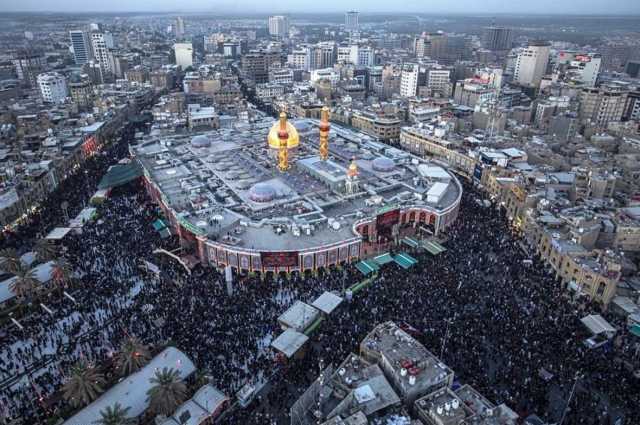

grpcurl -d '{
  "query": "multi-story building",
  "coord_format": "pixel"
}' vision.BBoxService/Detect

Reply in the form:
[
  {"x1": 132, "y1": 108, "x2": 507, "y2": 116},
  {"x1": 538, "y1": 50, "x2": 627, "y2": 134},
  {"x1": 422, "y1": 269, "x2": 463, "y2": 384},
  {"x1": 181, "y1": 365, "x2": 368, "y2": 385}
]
[
  {"x1": 288, "y1": 47, "x2": 311, "y2": 71},
  {"x1": 69, "y1": 30, "x2": 92, "y2": 65},
  {"x1": 37, "y1": 72, "x2": 68, "y2": 103},
  {"x1": 174, "y1": 43, "x2": 193, "y2": 69},
  {"x1": 11, "y1": 50, "x2": 46, "y2": 87},
  {"x1": 91, "y1": 32, "x2": 114, "y2": 74},
  {"x1": 268, "y1": 15, "x2": 289, "y2": 39},
  {"x1": 351, "y1": 111, "x2": 402, "y2": 142},
  {"x1": 349, "y1": 45, "x2": 375, "y2": 67},
  {"x1": 579, "y1": 84, "x2": 629, "y2": 128},
  {"x1": 174, "y1": 17, "x2": 185, "y2": 38},
  {"x1": 187, "y1": 104, "x2": 218, "y2": 130},
  {"x1": 241, "y1": 50, "x2": 280, "y2": 84},
  {"x1": 345, "y1": 10, "x2": 359, "y2": 32},
  {"x1": 255, "y1": 83, "x2": 285, "y2": 100},
  {"x1": 400, "y1": 127, "x2": 477, "y2": 175},
  {"x1": 556, "y1": 51, "x2": 602, "y2": 87},
  {"x1": 400, "y1": 64, "x2": 420, "y2": 98},
  {"x1": 269, "y1": 67, "x2": 293, "y2": 84},
  {"x1": 68, "y1": 73, "x2": 94, "y2": 111},
  {"x1": 453, "y1": 79, "x2": 496, "y2": 108},
  {"x1": 514, "y1": 41, "x2": 551, "y2": 88},
  {"x1": 150, "y1": 69, "x2": 176, "y2": 92},
  {"x1": 482, "y1": 26, "x2": 513, "y2": 51}
]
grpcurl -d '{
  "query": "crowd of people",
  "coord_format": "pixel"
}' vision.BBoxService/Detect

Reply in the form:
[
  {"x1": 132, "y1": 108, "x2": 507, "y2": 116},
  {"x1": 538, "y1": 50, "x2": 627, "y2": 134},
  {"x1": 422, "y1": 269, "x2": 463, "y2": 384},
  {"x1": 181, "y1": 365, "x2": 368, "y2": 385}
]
[{"x1": 0, "y1": 120, "x2": 638, "y2": 424}]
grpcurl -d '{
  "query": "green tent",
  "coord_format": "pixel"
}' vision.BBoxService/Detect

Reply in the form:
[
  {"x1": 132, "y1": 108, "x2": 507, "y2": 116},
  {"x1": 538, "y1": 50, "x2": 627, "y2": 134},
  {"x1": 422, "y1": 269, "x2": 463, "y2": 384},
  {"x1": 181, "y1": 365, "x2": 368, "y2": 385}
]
[
  {"x1": 373, "y1": 253, "x2": 394, "y2": 266},
  {"x1": 393, "y1": 252, "x2": 418, "y2": 269},
  {"x1": 401, "y1": 237, "x2": 420, "y2": 248},
  {"x1": 356, "y1": 260, "x2": 379, "y2": 275},
  {"x1": 98, "y1": 162, "x2": 143, "y2": 190},
  {"x1": 422, "y1": 241, "x2": 446, "y2": 255},
  {"x1": 152, "y1": 219, "x2": 167, "y2": 231}
]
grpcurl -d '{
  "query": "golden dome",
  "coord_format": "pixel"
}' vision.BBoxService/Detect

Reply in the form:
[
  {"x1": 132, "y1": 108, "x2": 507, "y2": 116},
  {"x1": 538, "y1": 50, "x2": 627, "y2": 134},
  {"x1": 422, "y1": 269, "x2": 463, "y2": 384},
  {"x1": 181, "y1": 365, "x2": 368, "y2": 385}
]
[
  {"x1": 347, "y1": 158, "x2": 358, "y2": 177},
  {"x1": 268, "y1": 120, "x2": 300, "y2": 149}
]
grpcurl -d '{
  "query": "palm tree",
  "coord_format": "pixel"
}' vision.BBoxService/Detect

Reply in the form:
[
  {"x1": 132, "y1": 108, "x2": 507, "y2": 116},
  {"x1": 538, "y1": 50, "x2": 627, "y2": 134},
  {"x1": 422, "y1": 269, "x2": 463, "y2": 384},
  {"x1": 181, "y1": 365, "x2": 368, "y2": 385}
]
[
  {"x1": 33, "y1": 238, "x2": 57, "y2": 263},
  {"x1": 0, "y1": 247, "x2": 21, "y2": 274},
  {"x1": 146, "y1": 367, "x2": 187, "y2": 416},
  {"x1": 62, "y1": 360, "x2": 106, "y2": 408},
  {"x1": 96, "y1": 402, "x2": 133, "y2": 425},
  {"x1": 116, "y1": 337, "x2": 151, "y2": 376},
  {"x1": 51, "y1": 259, "x2": 73, "y2": 293},
  {"x1": 9, "y1": 264, "x2": 40, "y2": 301}
]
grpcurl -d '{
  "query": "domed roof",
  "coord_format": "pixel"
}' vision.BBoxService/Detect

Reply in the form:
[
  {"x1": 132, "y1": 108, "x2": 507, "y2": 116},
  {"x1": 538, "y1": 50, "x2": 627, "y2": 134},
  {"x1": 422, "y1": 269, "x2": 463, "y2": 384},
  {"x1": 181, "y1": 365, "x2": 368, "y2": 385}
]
[
  {"x1": 191, "y1": 135, "x2": 211, "y2": 148},
  {"x1": 268, "y1": 121, "x2": 299, "y2": 149},
  {"x1": 372, "y1": 157, "x2": 395, "y2": 172},
  {"x1": 248, "y1": 182, "x2": 277, "y2": 203}
]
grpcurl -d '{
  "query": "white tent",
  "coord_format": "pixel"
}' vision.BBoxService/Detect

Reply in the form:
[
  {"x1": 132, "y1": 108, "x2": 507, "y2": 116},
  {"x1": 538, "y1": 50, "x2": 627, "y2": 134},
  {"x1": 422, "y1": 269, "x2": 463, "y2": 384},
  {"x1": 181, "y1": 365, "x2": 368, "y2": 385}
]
[
  {"x1": 271, "y1": 328, "x2": 309, "y2": 358},
  {"x1": 581, "y1": 314, "x2": 616, "y2": 337},
  {"x1": 45, "y1": 227, "x2": 72, "y2": 240},
  {"x1": 312, "y1": 291, "x2": 343, "y2": 315},
  {"x1": 63, "y1": 347, "x2": 196, "y2": 425}
]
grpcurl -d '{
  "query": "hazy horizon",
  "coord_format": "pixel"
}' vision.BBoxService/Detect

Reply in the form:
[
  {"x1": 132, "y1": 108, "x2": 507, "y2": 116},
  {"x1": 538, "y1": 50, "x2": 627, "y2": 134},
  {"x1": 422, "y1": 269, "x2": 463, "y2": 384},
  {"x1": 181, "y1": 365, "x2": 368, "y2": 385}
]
[{"x1": 1, "y1": 0, "x2": 640, "y2": 15}]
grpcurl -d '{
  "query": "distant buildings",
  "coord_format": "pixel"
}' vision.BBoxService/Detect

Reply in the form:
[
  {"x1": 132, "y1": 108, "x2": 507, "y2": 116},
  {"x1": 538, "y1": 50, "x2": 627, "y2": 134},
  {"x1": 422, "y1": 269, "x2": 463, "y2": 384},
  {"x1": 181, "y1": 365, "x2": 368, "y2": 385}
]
[
  {"x1": 174, "y1": 16, "x2": 185, "y2": 38},
  {"x1": 579, "y1": 84, "x2": 629, "y2": 128},
  {"x1": 345, "y1": 11, "x2": 359, "y2": 32},
  {"x1": 482, "y1": 26, "x2": 513, "y2": 51},
  {"x1": 91, "y1": 32, "x2": 114, "y2": 74},
  {"x1": 514, "y1": 41, "x2": 551, "y2": 88},
  {"x1": 69, "y1": 30, "x2": 92, "y2": 65},
  {"x1": 37, "y1": 72, "x2": 68, "y2": 104},
  {"x1": 268, "y1": 15, "x2": 289, "y2": 39},
  {"x1": 174, "y1": 43, "x2": 193, "y2": 69}
]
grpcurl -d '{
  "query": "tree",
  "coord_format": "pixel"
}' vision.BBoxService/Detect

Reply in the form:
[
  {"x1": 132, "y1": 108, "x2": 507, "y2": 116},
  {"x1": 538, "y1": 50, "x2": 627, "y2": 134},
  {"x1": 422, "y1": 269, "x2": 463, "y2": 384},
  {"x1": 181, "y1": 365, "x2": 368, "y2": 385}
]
[
  {"x1": 33, "y1": 239, "x2": 57, "y2": 263},
  {"x1": 96, "y1": 402, "x2": 133, "y2": 425},
  {"x1": 62, "y1": 360, "x2": 105, "y2": 408},
  {"x1": 9, "y1": 264, "x2": 40, "y2": 301},
  {"x1": 0, "y1": 247, "x2": 21, "y2": 274},
  {"x1": 51, "y1": 259, "x2": 73, "y2": 293},
  {"x1": 146, "y1": 368, "x2": 187, "y2": 416},
  {"x1": 116, "y1": 337, "x2": 151, "y2": 376}
]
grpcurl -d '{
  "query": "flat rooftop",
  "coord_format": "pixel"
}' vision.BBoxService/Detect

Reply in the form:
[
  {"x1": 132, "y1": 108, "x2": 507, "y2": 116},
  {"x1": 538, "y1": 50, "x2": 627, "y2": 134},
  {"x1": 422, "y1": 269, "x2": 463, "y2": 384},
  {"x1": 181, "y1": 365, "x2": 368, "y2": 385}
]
[{"x1": 133, "y1": 118, "x2": 461, "y2": 252}]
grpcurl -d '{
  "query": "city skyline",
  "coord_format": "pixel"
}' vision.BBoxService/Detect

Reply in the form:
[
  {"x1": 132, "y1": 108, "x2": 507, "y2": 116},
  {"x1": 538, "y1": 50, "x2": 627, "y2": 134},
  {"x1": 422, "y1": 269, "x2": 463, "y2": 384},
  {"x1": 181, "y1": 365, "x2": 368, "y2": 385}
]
[{"x1": 2, "y1": 0, "x2": 640, "y2": 15}]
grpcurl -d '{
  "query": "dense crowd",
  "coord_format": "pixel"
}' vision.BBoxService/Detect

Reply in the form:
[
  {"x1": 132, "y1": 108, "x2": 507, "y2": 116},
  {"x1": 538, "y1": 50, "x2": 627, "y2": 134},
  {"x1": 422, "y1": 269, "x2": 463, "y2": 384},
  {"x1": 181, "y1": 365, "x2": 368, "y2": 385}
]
[{"x1": 0, "y1": 123, "x2": 638, "y2": 424}]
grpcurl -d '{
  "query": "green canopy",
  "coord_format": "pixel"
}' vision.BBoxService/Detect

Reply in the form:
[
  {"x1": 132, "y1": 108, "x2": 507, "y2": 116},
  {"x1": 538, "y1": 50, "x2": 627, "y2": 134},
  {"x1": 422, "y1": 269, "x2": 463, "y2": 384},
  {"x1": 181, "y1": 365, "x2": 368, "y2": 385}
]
[
  {"x1": 356, "y1": 260, "x2": 379, "y2": 275},
  {"x1": 401, "y1": 237, "x2": 420, "y2": 248},
  {"x1": 422, "y1": 241, "x2": 445, "y2": 255},
  {"x1": 431, "y1": 240, "x2": 447, "y2": 252},
  {"x1": 373, "y1": 253, "x2": 394, "y2": 265},
  {"x1": 393, "y1": 252, "x2": 418, "y2": 269},
  {"x1": 631, "y1": 325, "x2": 640, "y2": 338},
  {"x1": 152, "y1": 219, "x2": 167, "y2": 231},
  {"x1": 98, "y1": 162, "x2": 143, "y2": 190}
]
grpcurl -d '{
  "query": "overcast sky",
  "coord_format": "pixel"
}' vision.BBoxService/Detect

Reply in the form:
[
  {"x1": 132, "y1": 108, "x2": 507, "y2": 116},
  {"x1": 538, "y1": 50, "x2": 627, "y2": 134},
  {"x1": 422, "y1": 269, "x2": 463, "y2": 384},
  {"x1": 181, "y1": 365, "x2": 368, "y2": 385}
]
[{"x1": 1, "y1": 0, "x2": 640, "y2": 14}]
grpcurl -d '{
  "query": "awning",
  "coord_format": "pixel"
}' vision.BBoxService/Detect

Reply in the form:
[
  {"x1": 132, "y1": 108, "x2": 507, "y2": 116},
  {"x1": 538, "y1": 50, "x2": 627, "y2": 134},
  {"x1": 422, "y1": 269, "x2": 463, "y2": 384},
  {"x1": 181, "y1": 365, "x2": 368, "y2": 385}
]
[
  {"x1": 373, "y1": 253, "x2": 394, "y2": 266},
  {"x1": 98, "y1": 162, "x2": 143, "y2": 190},
  {"x1": 630, "y1": 325, "x2": 640, "y2": 338},
  {"x1": 401, "y1": 237, "x2": 420, "y2": 248},
  {"x1": 271, "y1": 329, "x2": 309, "y2": 358},
  {"x1": 153, "y1": 219, "x2": 168, "y2": 231},
  {"x1": 581, "y1": 314, "x2": 616, "y2": 336},
  {"x1": 431, "y1": 241, "x2": 447, "y2": 252},
  {"x1": 422, "y1": 240, "x2": 445, "y2": 256},
  {"x1": 356, "y1": 260, "x2": 379, "y2": 276},
  {"x1": 393, "y1": 252, "x2": 417, "y2": 269}
]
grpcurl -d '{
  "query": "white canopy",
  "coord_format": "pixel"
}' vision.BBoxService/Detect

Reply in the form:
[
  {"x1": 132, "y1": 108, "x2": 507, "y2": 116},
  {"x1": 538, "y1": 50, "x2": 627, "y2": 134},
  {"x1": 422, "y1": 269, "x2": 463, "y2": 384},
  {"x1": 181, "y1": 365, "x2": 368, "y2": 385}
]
[
  {"x1": 312, "y1": 291, "x2": 343, "y2": 315},
  {"x1": 63, "y1": 347, "x2": 196, "y2": 425},
  {"x1": 45, "y1": 227, "x2": 72, "y2": 240},
  {"x1": 271, "y1": 328, "x2": 309, "y2": 358},
  {"x1": 581, "y1": 314, "x2": 616, "y2": 337}
]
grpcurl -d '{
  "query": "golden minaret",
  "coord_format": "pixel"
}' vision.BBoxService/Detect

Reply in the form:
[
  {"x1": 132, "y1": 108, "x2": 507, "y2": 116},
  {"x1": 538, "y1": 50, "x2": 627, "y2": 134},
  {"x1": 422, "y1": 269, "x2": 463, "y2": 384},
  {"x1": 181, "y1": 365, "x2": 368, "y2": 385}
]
[
  {"x1": 277, "y1": 111, "x2": 290, "y2": 172},
  {"x1": 319, "y1": 106, "x2": 330, "y2": 161}
]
